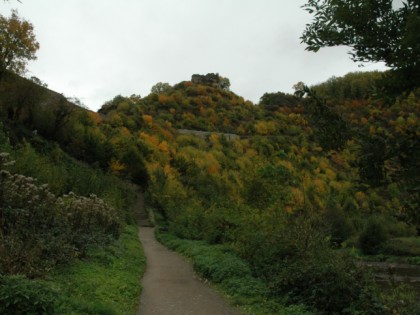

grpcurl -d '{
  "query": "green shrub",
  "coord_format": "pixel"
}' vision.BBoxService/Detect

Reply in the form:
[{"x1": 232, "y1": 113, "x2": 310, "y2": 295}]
[
  {"x1": 322, "y1": 207, "x2": 353, "y2": 246},
  {"x1": 48, "y1": 225, "x2": 145, "y2": 315},
  {"x1": 193, "y1": 251, "x2": 251, "y2": 283},
  {"x1": 0, "y1": 275, "x2": 57, "y2": 315},
  {"x1": 383, "y1": 237, "x2": 420, "y2": 256},
  {"x1": 359, "y1": 218, "x2": 388, "y2": 255},
  {"x1": 0, "y1": 124, "x2": 134, "y2": 219},
  {"x1": 0, "y1": 152, "x2": 121, "y2": 276},
  {"x1": 220, "y1": 276, "x2": 268, "y2": 300},
  {"x1": 270, "y1": 253, "x2": 384, "y2": 314},
  {"x1": 381, "y1": 282, "x2": 420, "y2": 315},
  {"x1": 57, "y1": 192, "x2": 121, "y2": 256}
]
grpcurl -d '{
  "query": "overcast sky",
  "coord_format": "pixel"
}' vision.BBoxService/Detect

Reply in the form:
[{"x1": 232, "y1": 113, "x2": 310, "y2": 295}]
[{"x1": 1, "y1": 0, "x2": 388, "y2": 111}]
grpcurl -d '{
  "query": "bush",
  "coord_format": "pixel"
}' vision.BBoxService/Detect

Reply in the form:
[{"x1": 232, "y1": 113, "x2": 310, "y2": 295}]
[
  {"x1": 0, "y1": 152, "x2": 121, "y2": 276},
  {"x1": 383, "y1": 237, "x2": 420, "y2": 256},
  {"x1": 322, "y1": 207, "x2": 353, "y2": 246},
  {"x1": 192, "y1": 251, "x2": 252, "y2": 284},
  {"x1": 233, "y1": 214, "x2": 385, "y2": 314},
  {"x1": 359, "y1": 218, "x2": 388, "y2": 255},
  {"x1": 0, "y1": 123, "x2": 134, "y2": 216},
  {"x1": 57, "y1": 192, "x2": 121, "y2": 256},
  {"x1": 271, "y1": 252, "x2": 384, "y2": 314},
  {"x1": 0, "y1": 275, "x2": 57, "y2": 315}
]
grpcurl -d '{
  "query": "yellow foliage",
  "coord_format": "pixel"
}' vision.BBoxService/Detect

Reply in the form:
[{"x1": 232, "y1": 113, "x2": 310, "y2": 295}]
[
  {"x1": 245, "y1": 148, "x2": 258, "y2": 158},
  {"x1": 290, "y1": 145, "x2": 299, "y2": 154},
  {"x1": 277, "y1": 160, "x2": 294, "y2": 172},
  {"x1": 318, "y1": 159, "x2": 329, "y2": 171},
  {"x1": 407, "y1": 114, "x2": 417, "y2": 126},
  {"x1": 223, "y1": 117, "x2": 230, "y2": 128},
  {"x1": 209, "y1": 134, "x2": 220, "y2": 145},
  {"x1": 108, "y1": 158, "x2": 125, "y2": 175},
  {"x1": 236, "y1": 125, "x2": 246, "y2": 134},
  {"x1": 331, "y1": 152, "x2": 346, "y2": 168},
  {"x1": 302, "y1": 172, "x2": 312, "y2": 190},
  {"x1": 147, "y1": 162, "x2": 161, "y2": 176},
  {"x1": 193, "y1": 153, "x2": 220, "y2": 175},
  {"x1": 236, "y1": 156, "x2": 253, "y2": 170},
  {"x1": 142, "y1": 114, "x2": 153, "y2": 126},
  {"x1": 329, "y1": 181, "x2": 342, "y2": 191},
  {"x1": 232, "y1": 140, "x2": 244, "y2": 154},
  {"x1": 199, "y1": 106, "x2": 207, "y2": 116},
  {"x1": 207, "y1": 163, "x2": 220, "y2": 174},
  {"x1": 120, "y1": 127, "x2": 131, "y2": 137},
  {"x1": 89, "y1": 112, "x2": 101, "y2": 125},
  {"x1": 182, "y1": 112, "x2": 195, "y2": 121},
  {"x1": 291, "y1": 187, "x2": 305, "y2": 207},
  {"x1": 197, "y1": 86, "x2": 207, "y2": 95},
  {"x1": 312, "y1": 179, "x2": 327, "y2": 195},
  {"x1": 158, "y1": 140, "x2": 170, "y2": 155},
  {"x1": 109, "y1": 112, "x2": 123, "y2": 126},
  {"x1": 355, "y1": 191, "x2": 366, "y2": 202},
  {"x1": 159, "y1": 127, "x2": 175, "y2": 141},
  {"x1": 158, "y1": 94, "x2": 169, "y2": 104},
  {"x1": 209, "y1": 113, "x2": 219, "y2": 124},
  {"x1": 140, "y1": 132, "x2": 160, "y2": 147},
  {"x1": 163, "y1": 164, "x2": 172, "y2": 176},
  {"x1": 325, "y1": 168, "x2": 336, "y2": 180},
  {"x1": 254, "y1": 120, "x2": 277, "y2": 135}
]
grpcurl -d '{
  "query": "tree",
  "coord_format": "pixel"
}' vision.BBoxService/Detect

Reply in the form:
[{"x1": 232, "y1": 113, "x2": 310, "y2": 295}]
[
  {"x1": 294, "y1": 82, "x2": 351, "y2": 151},
  {"x1": 301, "y1": 1, "x2": 419, "y2": 87},
  {"x1": 219, "y1": 76, "x2": 230, "y2": 91},
  {"x1": 150, "y1": 82, "x2": 172, "y2": 94},
  {"x1": 259, "y1": 91, "x2": 299, "y2": 111},
  {"x1": 0, "y1": 10, "x2": 39, "y2": 74}
]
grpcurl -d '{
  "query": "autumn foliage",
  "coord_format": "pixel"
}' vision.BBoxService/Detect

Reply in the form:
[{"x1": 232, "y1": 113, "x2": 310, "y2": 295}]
[
  {"x1": 1, "y1": 69, "x2": 419, "y2": 313},
  {"x1": 0, "y1": 10, "x2": 39, "y2": 74}
]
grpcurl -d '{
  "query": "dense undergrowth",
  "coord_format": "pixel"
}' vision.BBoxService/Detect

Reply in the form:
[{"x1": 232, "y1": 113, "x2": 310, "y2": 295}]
[
  {"x1": 156, "y1": 229, "x2": 312, "y2": 315},
  {"x1": 0, "y1": 124, "x2": 144, "y2": 314},
  {"x1": 0, "y1": 225, "x2": 144, "y2": 314},
  {"x1": 156, "y1": 229, "x2": 419, "y2": 315}
]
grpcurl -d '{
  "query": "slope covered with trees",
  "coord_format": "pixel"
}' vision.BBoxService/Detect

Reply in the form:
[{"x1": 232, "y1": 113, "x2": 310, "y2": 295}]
[
  {"x1": 1, "y1": 67, "x2": 419, "y2": 314},
  {"x1": 95, "y1": 71, "x2": 419, "y2": 314}
]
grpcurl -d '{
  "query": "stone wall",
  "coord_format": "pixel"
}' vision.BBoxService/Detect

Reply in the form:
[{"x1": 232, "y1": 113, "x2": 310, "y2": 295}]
[
  {"x1": 191, "y1": 73, "x2": 221, "y2": 88},
  {"x1": 177, "y1": 129, "x2": 239, "y2": 141}
]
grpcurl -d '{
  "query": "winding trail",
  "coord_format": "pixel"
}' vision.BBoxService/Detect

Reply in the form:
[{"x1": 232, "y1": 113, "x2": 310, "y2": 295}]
[{"x1": 136, "y1": 192, "x2": 242, "y2": 315}]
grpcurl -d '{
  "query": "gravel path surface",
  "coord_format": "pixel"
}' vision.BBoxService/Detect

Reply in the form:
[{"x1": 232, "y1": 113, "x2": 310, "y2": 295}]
[{"x1": 136, "y1": 192, "x2": 242, "y2": 315}]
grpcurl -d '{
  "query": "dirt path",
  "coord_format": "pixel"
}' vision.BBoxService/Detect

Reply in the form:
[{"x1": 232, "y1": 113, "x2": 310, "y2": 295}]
[{"x1": 135, "y1": 192, "x2": 242, "y2": 315}]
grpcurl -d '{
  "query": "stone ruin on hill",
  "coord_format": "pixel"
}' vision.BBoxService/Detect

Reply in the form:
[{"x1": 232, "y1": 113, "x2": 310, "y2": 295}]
[
  {"x1": 191, "y1": 73, "x2": 230, "y2": 90},
  {"x1": 191, "y1": 73, "x2": 221, "y2": 87}
]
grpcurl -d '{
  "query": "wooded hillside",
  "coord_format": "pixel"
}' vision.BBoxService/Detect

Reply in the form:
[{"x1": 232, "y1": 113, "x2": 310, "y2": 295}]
[{"x1": 1, "y1": 69, "x2": 419, "y2": 314}]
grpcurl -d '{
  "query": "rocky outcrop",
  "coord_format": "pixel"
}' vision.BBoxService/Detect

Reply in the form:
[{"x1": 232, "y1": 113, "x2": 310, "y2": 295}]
[{"x1": 191, "y1": 73, "x2": 221, "y2": 88}]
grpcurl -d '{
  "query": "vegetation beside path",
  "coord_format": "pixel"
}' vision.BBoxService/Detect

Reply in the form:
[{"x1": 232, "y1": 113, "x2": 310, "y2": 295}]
[
  {"x1": 50, "y1": 225, "x2": 145, "y2": 314},
  {"x1": 155, "y1": 229, "x2": 312, "y2": 315},
  {"x1": 0, "y1": 126, "x2": 146, "y2": 314}
]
